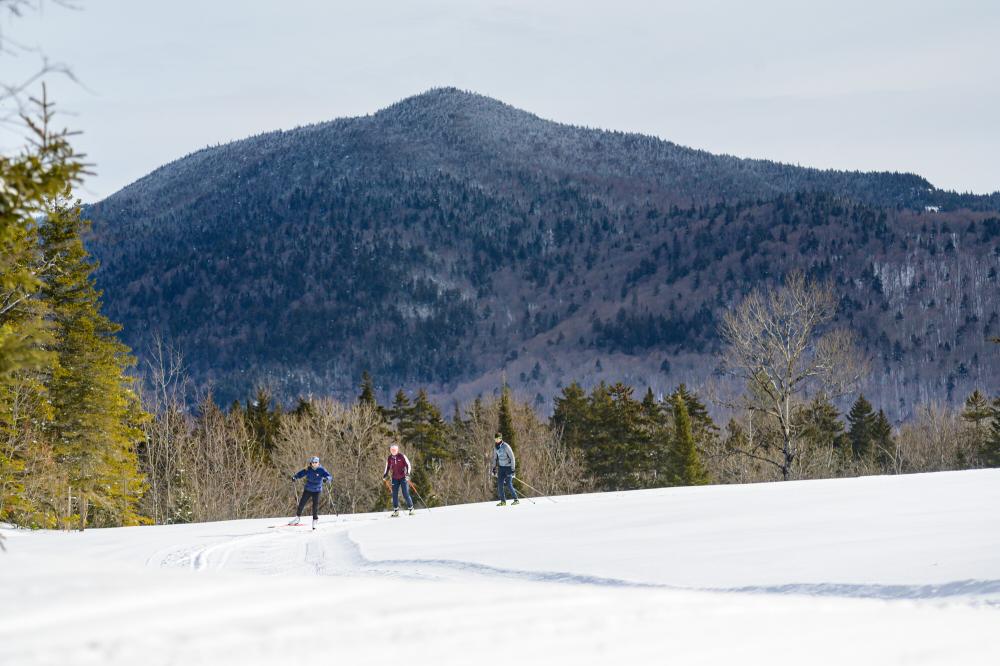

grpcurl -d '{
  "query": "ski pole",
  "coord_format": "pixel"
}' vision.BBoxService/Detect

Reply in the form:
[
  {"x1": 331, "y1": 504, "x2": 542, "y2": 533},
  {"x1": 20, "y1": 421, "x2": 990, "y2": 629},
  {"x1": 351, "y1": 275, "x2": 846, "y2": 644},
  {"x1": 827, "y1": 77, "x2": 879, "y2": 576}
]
[
  {"x1": 507, "y1": 473, "x2": 536, "y2": 504},
  {"x1": 326, "y1": 484, "x2": 339, "y2": 519},
  {"x1": 515, "y1": 476, "x2": 558, "y2": 504},
  {"x1": 407, "y1": 480, "x2": 432, "y2": 513}
]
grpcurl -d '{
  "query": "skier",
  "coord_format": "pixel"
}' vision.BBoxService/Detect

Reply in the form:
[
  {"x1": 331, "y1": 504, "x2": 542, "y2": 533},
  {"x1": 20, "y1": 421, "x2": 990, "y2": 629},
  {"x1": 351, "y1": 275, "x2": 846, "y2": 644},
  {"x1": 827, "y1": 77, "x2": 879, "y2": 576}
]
[
  {"x1": 382, "y1": 444, "x2": 415, "y2": 517},
  {"x1": 490, "y1": 432, "x2": 519, "y2": 506},
  {"x1": 289, "y1": 456, "x2": 332, "y2": 529}
]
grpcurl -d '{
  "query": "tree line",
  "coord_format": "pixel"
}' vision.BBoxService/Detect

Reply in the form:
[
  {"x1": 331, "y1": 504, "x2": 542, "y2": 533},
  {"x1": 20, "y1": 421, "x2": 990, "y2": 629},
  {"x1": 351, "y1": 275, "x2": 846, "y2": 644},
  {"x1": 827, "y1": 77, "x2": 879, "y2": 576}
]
[{"x1": 2, "y1": 96, "x2": 999, "y2": 531}]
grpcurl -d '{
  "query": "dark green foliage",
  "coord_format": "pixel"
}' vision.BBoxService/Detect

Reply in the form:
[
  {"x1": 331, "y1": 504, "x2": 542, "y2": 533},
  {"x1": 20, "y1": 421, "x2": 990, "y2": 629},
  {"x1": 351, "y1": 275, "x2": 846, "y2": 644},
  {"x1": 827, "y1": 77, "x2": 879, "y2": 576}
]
[
  {"x1": 668, "y1": 394, "x2": 710, "y2": 486},
  {"x1": 358, "y1": 371, "x2": 377, "y2": 407},
  {"x1": 553, "y1": 381, "x2": 716, "y2": 490},
  {"x1": 962, "y1": 389, "x2": 993, "y2": 455},
  {"x1": 980, "y1": 398, "x2": 1000, "y2": 468},
  {"x1": 242, "y1": 386, "x2": 283, "y2": 460},
  {"x1": 497, "y1": 384, "x2": 515, "y2": 449},
  {"x1": 872, "y1": 410, "x2": 895, "y2": 467},
  {"x1": 796, "y1": 395, "x2": 846, "y2": 452},
  {"x1": 847, "y1": 395, "x2": 877, "y2": 459},
  {"x1": 388, "y1": 388, "x2": 450, "y2": 504},
  {"x1": 38, "y1": 200, "x2": 147, "y2": 527}
]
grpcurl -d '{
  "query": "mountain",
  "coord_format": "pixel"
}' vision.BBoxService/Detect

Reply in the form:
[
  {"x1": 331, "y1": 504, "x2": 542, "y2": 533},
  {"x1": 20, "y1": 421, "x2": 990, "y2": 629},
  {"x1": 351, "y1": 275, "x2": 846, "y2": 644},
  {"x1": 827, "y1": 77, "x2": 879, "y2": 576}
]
[{"x1": 85, "y1": 88, "x2": 1000, "y2": 415}]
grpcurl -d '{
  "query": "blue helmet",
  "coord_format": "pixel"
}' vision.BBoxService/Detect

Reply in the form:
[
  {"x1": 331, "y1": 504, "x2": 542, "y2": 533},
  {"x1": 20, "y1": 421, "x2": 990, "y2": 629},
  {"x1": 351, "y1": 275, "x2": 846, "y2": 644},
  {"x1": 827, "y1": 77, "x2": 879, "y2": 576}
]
[{"x1": 309, "y1": 456, "x2": 320, "y2": 464}]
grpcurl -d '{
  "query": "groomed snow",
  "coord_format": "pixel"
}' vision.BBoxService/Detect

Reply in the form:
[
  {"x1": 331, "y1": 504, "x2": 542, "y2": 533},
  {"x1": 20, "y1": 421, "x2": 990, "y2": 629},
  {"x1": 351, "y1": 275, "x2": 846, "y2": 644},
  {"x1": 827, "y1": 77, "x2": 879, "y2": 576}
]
[{"x1": 3, "y1": 469, "x2": 1000, "y2": 665}]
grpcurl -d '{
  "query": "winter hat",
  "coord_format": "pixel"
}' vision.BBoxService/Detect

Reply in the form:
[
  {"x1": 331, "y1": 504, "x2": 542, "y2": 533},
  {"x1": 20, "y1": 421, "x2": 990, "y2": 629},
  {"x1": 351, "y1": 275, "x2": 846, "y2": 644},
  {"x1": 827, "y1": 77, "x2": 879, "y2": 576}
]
[
  {"x1": 494, "y1": 432, "x2": 503, "y2": 440},
  {"x1": 389, "y1": 445, "x2": 399, "y2": 453},
  {"x1": 310, "y1": 456, "x2": 320, "y2": 464}
]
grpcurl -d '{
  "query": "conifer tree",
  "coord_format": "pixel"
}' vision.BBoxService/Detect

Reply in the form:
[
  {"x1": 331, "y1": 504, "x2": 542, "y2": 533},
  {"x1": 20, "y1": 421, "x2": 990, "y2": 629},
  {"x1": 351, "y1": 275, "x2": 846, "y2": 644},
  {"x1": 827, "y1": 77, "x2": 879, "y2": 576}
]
[
  {"x1": 585, "y1": 382, "x2": 648, "y2": 490},
  {"x1": 872, "y1": 409, "x2": 895, "y2": 469},
  {"x1": 962, "y1": 390, "x2": 993, "y2": 452},
  {"x1": 358, "y1": 371, "x2": 377, "y2": 408},
  {"x1": 668, "y1": 394, "x2": 709, "y2": 486},
  {"x1": 796, "y1": 394, "x2": 846, "y2": 452},
  {"x1": 39, "y1": 199, "x2": 147, "y2": 528},
  {"x1": 0, "y1": 90, "x2": 82, "y2": 379},
  {"x1": 979, "y1": 398, "x2": 1000, "y2": 468},
  {"x1": 244, "y1": 386, "x2": 282, "y2": 460},
  {"x1": 552, "y1": 382, "x2": 589, "y2": 450},
  {"x1": 847, "y1": 395, "x2": 877, "y2": 459},
  {"x1": 497, "y1": 384, "x2": 516, "y2": 449}
]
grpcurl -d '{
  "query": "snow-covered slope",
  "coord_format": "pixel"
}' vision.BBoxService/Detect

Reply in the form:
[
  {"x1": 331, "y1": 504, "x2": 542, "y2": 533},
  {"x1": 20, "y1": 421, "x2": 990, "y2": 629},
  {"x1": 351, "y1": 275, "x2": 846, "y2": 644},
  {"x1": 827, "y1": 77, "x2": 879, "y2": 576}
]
[{"x1": 4, "y1": 470, "x2": 1000, "y2": 665}]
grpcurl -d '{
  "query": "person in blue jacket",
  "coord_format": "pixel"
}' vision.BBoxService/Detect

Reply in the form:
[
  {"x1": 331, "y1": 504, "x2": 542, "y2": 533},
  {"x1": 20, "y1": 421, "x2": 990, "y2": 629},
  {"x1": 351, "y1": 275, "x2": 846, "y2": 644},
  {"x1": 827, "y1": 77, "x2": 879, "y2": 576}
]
[{"x1": 289, "y1": 456, "x2": 332, "y2": 529}]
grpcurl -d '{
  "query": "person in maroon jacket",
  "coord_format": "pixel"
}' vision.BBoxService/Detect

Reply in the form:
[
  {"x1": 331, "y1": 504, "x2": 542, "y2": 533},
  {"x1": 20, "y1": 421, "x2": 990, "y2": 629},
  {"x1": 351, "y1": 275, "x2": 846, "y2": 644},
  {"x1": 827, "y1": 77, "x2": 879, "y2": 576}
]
[{"x1": 382, "y1": 444, "x2": 414, "y2": 516}]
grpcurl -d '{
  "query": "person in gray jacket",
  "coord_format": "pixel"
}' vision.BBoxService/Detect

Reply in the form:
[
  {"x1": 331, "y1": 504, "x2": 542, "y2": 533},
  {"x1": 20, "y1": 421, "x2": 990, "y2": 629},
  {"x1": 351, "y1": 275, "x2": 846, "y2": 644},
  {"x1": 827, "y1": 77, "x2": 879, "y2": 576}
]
[{"x1": 490, "y1": 432, "x2": 519, "y2": 506}]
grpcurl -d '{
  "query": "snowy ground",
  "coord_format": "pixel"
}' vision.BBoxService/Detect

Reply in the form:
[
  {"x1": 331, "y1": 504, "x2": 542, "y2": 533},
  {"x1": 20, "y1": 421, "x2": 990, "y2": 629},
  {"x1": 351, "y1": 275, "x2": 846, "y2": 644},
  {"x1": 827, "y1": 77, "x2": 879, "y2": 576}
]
[{"x1": 3, "y1": 470, "x2": 1000, "y2": 665}]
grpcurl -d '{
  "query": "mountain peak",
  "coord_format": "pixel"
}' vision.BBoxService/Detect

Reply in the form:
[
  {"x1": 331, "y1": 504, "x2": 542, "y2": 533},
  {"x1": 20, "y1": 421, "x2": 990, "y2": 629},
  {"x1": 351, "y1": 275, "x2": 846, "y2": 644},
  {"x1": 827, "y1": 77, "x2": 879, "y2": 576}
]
[{"x1": 374, "y1": 87, "x2": 531, "y2": 124}]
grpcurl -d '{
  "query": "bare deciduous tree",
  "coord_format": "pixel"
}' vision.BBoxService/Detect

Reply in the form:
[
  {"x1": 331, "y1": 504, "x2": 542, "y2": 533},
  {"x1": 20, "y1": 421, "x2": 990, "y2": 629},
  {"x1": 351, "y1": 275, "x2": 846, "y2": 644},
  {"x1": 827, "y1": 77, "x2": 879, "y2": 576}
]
[{"x1": 718, "y1": 271, "x2": 865, "y2": 480}]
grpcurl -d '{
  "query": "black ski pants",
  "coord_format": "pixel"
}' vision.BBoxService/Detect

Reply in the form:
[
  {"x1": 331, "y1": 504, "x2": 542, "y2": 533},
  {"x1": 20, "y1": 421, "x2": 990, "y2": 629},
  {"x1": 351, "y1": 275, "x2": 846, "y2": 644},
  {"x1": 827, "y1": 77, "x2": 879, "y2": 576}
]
[{"x1": 296, "y1": 489, "x2": 321, "y2": 520}]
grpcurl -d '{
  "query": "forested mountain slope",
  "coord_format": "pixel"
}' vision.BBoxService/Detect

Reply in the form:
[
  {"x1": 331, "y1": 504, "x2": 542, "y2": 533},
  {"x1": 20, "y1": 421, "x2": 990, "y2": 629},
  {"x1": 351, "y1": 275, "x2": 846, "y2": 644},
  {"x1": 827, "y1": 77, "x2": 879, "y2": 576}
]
[{"x1": 85, "y1": 88, "x2": 1000, "y2": 415}]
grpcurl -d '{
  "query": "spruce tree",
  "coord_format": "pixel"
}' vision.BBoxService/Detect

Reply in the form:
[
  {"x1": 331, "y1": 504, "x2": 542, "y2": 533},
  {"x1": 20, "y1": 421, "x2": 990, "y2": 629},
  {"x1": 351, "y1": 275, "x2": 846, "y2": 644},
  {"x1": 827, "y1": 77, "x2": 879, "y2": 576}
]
[
  {"x1": 669, "y1": 394, "x2": 709, "y2": 486},
  {"x1": 980, "y1": 398, "x2": 1000, "y2": 468},
  {"x1": 872, "y1": 409, "x2": 895, "y2": 470},
  {"x1": 497, "y1": 384, "x2": 516, "y2": 449},
  {"x1": 796, "y1": 394, "x2": 846, "y2": 453},
  {"x1": 244, "y1": 386, "x2": 282, "y2": 460},
  {"x1": 847, "y1": 395, "x2": 877, "y2": 459},
  {"x1": 358, "y1": 371, "x2": 377, "y2": 407},
  {"x1": 552, "y1": 382, "x2": 589, "y2": 450},
  {"x1": 39, "y1": 199, "x2": 147, "y2": 528},
  {"x1": 0, "y1": 91, "x2": 82, "y2": 379},
  {"x1": 962, "y1": 390, "x2": 993, "y2": 452}
]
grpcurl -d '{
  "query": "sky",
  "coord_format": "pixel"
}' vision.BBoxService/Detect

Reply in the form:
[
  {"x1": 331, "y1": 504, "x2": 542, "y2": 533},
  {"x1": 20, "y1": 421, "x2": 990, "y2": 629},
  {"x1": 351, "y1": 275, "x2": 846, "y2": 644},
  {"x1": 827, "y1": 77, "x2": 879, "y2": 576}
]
[{"x1": 2, "y1": 0, "x2": 998, "y2": 201}]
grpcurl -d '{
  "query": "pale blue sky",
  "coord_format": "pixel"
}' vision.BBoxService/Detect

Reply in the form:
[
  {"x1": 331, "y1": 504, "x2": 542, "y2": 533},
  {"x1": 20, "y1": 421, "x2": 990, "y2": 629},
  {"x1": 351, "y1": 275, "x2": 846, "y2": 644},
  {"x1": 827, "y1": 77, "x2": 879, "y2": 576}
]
[{"x1": 3, "y1": 0, "x2": 998, "y2": 200}]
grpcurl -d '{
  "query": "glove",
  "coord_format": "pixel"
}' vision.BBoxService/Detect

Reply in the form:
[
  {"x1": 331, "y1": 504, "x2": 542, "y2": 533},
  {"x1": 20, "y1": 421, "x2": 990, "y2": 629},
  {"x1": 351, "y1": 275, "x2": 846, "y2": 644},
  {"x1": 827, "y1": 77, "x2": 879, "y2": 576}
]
[
  {"x1": 490, "y1": 468, "x2": 497, "y2": 477},
  {"x1": 383, "y1": 474, "x2": 388, "y2": 480},
  {"x1": 405, "y1": 475, "x2": 411, "y2": 482},
  {"x1": 511, "y1": 471, "x2": 516, "y2": 478},
  {"x1": 289, "y1": 473, "x2": 296, "y2": 481}
]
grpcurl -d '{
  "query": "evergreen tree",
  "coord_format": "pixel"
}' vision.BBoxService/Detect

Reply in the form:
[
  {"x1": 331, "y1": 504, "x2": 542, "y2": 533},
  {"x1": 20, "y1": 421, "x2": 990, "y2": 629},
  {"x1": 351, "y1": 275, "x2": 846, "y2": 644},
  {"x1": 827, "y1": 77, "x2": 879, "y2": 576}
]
[
  {"x1": 639, "y1": 388, "x2": 673, "y2": 484},
  {"x1": 980, "y1": 398, "x2": 1000, "y2": 468},
  {"x1": 668, "y1": 394, "x2": 709, "y2": 486},
  {"x1": 872, "y1": 409, "x2": 895, "y2": 470},
  {"x1": 962, "y1": 390, "x2": 993, "y2": 452},
  {"x1": 497, "y1": 384, "x2": 516, "y2": 449},
  {"x1": 39, "y1": 199, "x2": 147, "y2": 528},
  {"x1": 358, "y1": 371, "x2": 377, "y2": 407},
  {"x1": 0, "y1": 92, "x2": 82, "y2": 379},
  {"x1": 243, "y1": 386, "x2": 282, "y2": 460},
  {"x1": 389, "y1": 389, "x2": 448, "y2": 505},
  {"x1": 796, "y1": 394, "x2": 846, "y2": 452},
  {"x1": 847, "y1": 394, "x2": 877, "y2": 459},
  {"x1": 672, "y1": 384, "x2": 716, "y2": 440},
  {"x1": 585, "y1": 382, "x2": 648, "y2": 490},
  {"x1": 551, "y1": 382, "x2": 589, "y2": 450}
]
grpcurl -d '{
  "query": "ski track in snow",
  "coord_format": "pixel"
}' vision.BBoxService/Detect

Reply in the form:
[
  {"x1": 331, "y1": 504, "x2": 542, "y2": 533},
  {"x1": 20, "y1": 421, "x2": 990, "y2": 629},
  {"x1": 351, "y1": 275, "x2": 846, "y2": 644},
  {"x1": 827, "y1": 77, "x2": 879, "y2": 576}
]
[{"x1": 147, "y1": 516, "x2": 1000, "y2": 606}]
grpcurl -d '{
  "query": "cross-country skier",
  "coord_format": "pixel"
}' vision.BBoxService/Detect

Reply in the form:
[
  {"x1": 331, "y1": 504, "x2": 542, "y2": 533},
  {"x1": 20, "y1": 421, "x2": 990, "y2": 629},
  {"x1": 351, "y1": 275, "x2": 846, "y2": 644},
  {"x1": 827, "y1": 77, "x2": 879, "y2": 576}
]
[
  {"x1": 289, "y1": 456, "x2": 332, "y2": 529},
  {"x1": 383, "y1": 444, "x2": 414, "y2": 517},
  {"x1": 491, "y1": 432, "x2": 519, "y2": 506}
]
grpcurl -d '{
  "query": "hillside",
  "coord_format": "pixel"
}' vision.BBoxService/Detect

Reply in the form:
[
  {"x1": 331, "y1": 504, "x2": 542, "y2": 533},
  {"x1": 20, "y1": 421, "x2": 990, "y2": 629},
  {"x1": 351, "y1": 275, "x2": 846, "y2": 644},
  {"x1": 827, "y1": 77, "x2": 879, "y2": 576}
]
[
  {"x1": 3, "y1": 470, "x2": 1000, "y2": 664},
  {"x1": 84, "y1": 88, "x2": 1000, "y2": 412}
]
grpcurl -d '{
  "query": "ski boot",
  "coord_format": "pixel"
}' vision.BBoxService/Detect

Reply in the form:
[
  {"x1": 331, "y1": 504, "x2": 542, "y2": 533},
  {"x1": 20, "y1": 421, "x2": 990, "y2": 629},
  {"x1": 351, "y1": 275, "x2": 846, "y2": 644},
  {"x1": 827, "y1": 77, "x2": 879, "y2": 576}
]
[
  {"x1": 391, "y1": 508, "x2": 400, "y2": 517},
  {"x1": 288, "y1": 516, "x2": 302, "y2": 526},
  {"x1": 408, "y1": 507, "x2": 415, "y2": 516},
  {"x1": 511, "y1": 499, "x2": 520, "y2": 506},
  {"x1": 497, "y1": 500, "x2": 507, "y2": 506},
  {"x1": 312, "y1": 518, "x2": 318, "y2": 530}
]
